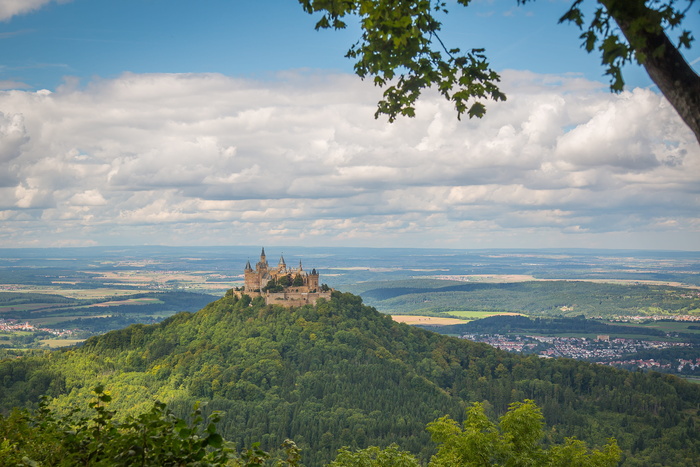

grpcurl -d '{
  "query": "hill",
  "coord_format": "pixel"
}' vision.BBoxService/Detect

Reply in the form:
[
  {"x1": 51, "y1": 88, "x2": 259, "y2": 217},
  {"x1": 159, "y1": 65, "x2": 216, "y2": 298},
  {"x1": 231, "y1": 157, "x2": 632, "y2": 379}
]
[
  {"x1": 0, "y1": 292, "x2": 699, "y2": 465},
  {"x1": 348, "y1": 279, "x2": 700, "y2": 317}
]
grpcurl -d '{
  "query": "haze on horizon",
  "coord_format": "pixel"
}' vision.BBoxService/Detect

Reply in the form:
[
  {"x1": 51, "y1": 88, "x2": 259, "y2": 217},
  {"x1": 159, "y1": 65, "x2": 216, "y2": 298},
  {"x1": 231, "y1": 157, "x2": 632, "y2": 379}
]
[{"x1": 0, "y1": 0, "x2": 698, "y2": 251}]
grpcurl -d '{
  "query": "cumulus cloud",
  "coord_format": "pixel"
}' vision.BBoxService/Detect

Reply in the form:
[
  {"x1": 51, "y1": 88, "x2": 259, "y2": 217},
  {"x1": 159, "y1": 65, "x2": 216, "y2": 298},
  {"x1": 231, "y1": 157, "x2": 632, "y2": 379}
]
[
  {"x1": 0, "y1": 70, "x2": 697, "y2": 248},
  {"x1": 0, "y1": 0, "x2": 71, "y2": 21}
]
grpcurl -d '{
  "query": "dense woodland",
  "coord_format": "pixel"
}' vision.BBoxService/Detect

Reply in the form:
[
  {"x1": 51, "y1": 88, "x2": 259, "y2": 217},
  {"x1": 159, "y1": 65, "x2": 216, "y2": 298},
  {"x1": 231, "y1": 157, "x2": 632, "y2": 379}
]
[
  {"x1": 431, "y1": 315, "x2": 700, "y2": 344},
  {"x1": 350, "y1": 279, "x2": 700, "y2": 317},
  {"x1": 0, "y1": 292, "x2": 699, "y2": 465}
]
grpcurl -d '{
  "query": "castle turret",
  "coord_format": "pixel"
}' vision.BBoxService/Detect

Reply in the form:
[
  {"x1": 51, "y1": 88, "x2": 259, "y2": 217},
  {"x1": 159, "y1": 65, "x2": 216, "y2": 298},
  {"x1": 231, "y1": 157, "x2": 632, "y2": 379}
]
[{"x1": 256, "y1": 247, "x2": 268, "y2": 273}]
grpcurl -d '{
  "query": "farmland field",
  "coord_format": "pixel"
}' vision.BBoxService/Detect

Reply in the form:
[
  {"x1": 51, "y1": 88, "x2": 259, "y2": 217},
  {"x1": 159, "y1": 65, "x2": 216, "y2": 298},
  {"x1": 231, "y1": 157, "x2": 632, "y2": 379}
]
[
  {"x1": 390, "y1": 315, "x2": 465, "y2": 325},
  {"x1": 40, "y1": 339, "x2": 85, "y2": 348},
  {"x1": 445, "y1": 310, "x2": 523, "y2": 319}
]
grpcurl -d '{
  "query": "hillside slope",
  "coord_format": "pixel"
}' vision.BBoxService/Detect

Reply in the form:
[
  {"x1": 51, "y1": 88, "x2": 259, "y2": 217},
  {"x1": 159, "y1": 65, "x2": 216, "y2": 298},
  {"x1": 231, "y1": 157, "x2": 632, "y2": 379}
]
[{"x1": 1, "y1": 292, "x2": 699, "y2": 465}]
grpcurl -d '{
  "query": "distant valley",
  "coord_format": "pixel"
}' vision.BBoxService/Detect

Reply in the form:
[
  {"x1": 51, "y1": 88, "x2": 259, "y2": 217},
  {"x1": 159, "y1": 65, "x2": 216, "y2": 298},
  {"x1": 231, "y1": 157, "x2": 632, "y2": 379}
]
[{"x1": 1, "y1": 247, "x2": 698, "y2": 356}]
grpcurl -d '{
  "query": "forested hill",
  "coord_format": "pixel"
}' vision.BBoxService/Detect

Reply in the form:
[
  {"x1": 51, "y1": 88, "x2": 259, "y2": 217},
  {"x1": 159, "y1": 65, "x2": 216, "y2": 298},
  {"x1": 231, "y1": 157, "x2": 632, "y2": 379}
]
[
  {"x1": 1, "y1": 292, "x2": 699, "y2": 465},
  {"x1": 348, "y1": 279, "x2": 700, "y2": 317}
]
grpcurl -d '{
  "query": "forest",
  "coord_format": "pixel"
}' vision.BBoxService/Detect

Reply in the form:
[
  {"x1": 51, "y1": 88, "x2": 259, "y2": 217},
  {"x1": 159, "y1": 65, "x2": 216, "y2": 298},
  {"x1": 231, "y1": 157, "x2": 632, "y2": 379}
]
[
  {"x1": 429, "y1": 314, "x2": 700, "y2": 343},
  {"x1": 0, "y1": 292, "x2": 698, "y2": 465},
  {"x1": 350, "y1": 279, "x2": 700, "y2": 317}
]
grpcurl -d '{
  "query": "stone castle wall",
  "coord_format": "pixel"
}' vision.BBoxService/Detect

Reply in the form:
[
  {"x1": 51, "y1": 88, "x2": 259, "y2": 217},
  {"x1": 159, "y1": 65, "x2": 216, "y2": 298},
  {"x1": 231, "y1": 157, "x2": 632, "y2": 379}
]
[{"x1": 233, "y1": 290, "x2": 332, "y2": 307}]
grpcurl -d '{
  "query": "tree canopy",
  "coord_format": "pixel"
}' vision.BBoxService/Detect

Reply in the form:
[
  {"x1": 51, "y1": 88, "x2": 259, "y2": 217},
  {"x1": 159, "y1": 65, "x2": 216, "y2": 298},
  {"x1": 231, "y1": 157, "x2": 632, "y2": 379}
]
[
  {"x1": 298, "y1": 0, "x2": 700, "y2": 143},
  {"x1": 0, "y1": 388, "x2": 618, "y2": 467}
]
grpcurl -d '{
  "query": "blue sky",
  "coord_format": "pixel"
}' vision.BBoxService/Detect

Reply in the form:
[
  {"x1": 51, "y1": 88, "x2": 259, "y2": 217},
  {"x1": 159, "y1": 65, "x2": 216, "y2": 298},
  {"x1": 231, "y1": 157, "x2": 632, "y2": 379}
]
[
  {"x1": 2, "y1": 0, "x2": 662, "y2": 90},
  {"x1": 0, "y1": 0, "x2": 698, "y2": 250}
]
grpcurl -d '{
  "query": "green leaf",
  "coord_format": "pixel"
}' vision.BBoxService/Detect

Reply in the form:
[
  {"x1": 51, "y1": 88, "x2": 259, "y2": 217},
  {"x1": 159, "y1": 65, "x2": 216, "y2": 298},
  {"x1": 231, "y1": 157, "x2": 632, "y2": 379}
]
[{"x1": 467, "y1": 102, "x2": 486, "y2": 119}]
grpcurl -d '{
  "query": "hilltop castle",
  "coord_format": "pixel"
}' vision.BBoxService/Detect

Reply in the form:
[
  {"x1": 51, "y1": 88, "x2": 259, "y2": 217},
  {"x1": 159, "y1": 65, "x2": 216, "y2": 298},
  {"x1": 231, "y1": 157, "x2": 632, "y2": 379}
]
[{"x1": 235, "y1": 248, "x2": 332, "y2": 307}]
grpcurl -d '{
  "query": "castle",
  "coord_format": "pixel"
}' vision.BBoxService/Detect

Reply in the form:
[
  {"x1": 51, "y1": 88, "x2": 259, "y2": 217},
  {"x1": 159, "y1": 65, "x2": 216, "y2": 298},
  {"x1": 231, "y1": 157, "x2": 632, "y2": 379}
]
[{"x1": 235, "y1": 248, "x2": 332, "y2": 307}]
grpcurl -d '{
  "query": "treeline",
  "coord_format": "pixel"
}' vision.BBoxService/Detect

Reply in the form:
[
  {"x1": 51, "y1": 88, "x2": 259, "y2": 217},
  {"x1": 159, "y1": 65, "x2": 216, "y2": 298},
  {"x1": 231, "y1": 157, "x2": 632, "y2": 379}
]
[
  {"x1": 430, "y1": 315, "x2": 666, "y2": 337},
  {"x1": 0, "y1": 291, "x2": 213, "y2": 326},
  {"x1": 54, "y1": 291, "x2": 215, "y2": 319},
  {"x1": 0, "y1": 388, "x2": 620, "y2": 467},
  {"x1": 0, "y1": 292, "x2": 75, "y2": 306},
  {"x1": 0, "y1": 268, "x2": 105, "y2": 287},
  {"x1": 0, "y1": 293, "x2": 698, "y2": 465},
  {"x1": 357, "y1": 280, "x2": 700, "y2": 317}
]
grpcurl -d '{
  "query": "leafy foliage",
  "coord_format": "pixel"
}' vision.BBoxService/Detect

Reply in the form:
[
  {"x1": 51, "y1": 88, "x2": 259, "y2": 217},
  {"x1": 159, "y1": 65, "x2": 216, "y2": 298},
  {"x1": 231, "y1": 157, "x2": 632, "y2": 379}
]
[
  {"x1": 329, "y1": 443, "x2": 421, "y2": 466},
  {"x1": 0, "y1": 387, "x2": 618, "y2": 467},
  {"x1": 297, "y1": 0, "x2": 700, "y2": 143},
  {"x1": 427, "y1": 400, "x2": 620, "y2": 466},
  {"x1": 298, "y1": 0, "x2": 506, "y2": 121},
  {"x1": 0, "y1": 385, "x2": 302, "y2": 466},
  {"x1": 556, "y1": 0, "x2": 696, "y2": 92},
  {"x1": 329, "y1": 401, "x2": 620, "y2": 466}
]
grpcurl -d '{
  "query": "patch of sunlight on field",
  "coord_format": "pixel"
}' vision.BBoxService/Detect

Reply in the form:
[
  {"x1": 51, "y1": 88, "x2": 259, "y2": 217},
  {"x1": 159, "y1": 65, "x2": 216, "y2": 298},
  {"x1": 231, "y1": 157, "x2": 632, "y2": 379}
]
[
  {"x1": 390, "y1": 315, "x2": 466, "y2": 325},
  {"x1": 40, "y1": 339, "x2": 85, "y2": 348},
  {"x1": 74, "y1": 297, "x2": 164, "y2": 308}
]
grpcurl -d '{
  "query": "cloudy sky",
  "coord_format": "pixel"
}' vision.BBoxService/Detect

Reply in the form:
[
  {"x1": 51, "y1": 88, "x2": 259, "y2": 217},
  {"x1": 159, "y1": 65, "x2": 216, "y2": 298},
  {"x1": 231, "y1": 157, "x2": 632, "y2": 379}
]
[{"x1": 1, "y1": 0, "x2": 698, "y2": 250}]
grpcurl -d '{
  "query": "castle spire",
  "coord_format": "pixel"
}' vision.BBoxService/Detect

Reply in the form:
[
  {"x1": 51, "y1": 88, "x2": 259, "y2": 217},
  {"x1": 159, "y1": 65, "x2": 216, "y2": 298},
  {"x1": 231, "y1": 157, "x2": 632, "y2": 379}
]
[
  {"x1": 278, "y1": 254, "x2": 286, "y2": 268},
  {"x1": 245, "y1": 260, "x2": 252, "y2": 271},
  {"x1": 260, "y1": 247, "x2": 266, "y2": 260},
  {"x1": 298, "y1": 260, "x2": 303, "y2": 272}
]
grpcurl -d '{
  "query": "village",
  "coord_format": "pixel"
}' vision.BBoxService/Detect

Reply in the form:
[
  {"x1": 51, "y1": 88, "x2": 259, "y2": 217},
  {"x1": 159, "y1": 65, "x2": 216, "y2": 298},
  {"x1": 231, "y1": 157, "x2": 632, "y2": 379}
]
[
  {"x1": 0, "y1": 319, "x2": 74, "y2": 337},
  {"x1": 461, "y1": 332, "x2": 699, "y2": 375}
]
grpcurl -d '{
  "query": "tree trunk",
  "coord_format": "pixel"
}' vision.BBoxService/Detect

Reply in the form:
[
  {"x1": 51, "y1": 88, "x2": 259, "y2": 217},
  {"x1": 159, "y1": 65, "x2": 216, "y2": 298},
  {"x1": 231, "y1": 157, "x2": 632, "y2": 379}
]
[{"x1": 603, "y1": 0, "x2": 700, "y2": 145}]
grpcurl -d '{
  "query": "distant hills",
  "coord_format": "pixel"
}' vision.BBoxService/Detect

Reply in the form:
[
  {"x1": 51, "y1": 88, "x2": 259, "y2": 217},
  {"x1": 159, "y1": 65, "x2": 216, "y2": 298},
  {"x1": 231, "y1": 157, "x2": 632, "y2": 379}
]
[
  {"x1": 0, "y1": 292, "x2": 699, "y2": 465},
  {"x1": 348, "y1": 279, "x2": 700, "y2": 317}
]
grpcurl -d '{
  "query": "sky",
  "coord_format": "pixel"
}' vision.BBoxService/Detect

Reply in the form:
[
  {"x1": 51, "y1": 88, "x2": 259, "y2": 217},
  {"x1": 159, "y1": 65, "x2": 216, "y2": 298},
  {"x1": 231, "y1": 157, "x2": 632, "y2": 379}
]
[{"x1": 0, "y1": 0, "x2": 698, "y2": 250}]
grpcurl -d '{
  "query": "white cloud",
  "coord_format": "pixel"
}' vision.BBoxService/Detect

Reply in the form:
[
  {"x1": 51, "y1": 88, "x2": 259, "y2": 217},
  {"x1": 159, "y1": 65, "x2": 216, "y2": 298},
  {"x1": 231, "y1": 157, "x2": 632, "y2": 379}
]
[
  {"x1": 0, "y1": 0, "x2": 71, "y2": 21},
  {"x1": 0, "y1": 70, "x2": 697, "y2": 248}
]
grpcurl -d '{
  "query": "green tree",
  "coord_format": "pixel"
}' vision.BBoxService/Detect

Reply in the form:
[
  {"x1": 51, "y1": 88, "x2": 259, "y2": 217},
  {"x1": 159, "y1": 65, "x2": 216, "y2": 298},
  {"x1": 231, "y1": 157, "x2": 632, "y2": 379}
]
[
  {"x1": 0, "y1": 385, "x2": 302, "y2": 467},
  {"x1": 293, "y1": 274, "x2": 304, "y2": 287},
  {"x1": 298, "y1": 0, "x2": 700, "y2": 143},
  {"x1": 426, "y1": 400, "x2": 621, "y2": 467},
  {"x1": 279, "y1": 275, "x2": 292, "y2": 288},
  {"x1": 329, "y1": 444, "x2": 421, "y2": 466}
]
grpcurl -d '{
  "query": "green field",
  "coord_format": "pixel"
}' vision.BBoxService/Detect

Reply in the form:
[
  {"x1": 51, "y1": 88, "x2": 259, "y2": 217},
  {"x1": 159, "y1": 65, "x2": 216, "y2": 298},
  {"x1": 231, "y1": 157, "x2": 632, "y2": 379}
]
[
  {"x1": 631, "y1": 320, "x2": 700, "y2": 334},
  {"x1": 39, "y1": 338, "x2": 85, "y2": 348}
]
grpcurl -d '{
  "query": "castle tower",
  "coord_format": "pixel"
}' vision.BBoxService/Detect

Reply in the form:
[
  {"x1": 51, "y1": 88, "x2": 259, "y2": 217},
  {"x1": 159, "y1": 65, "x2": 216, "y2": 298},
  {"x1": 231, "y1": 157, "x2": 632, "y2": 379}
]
[
  {"x1": 244, "y1": 259, "x2": 258, "y2": 291},
  {"x1": 308, "y1": 268, "x2": 320, "y2": 290},
  {"x1": 278, "y1": 254, "x2": 287, "y2": 273}
]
